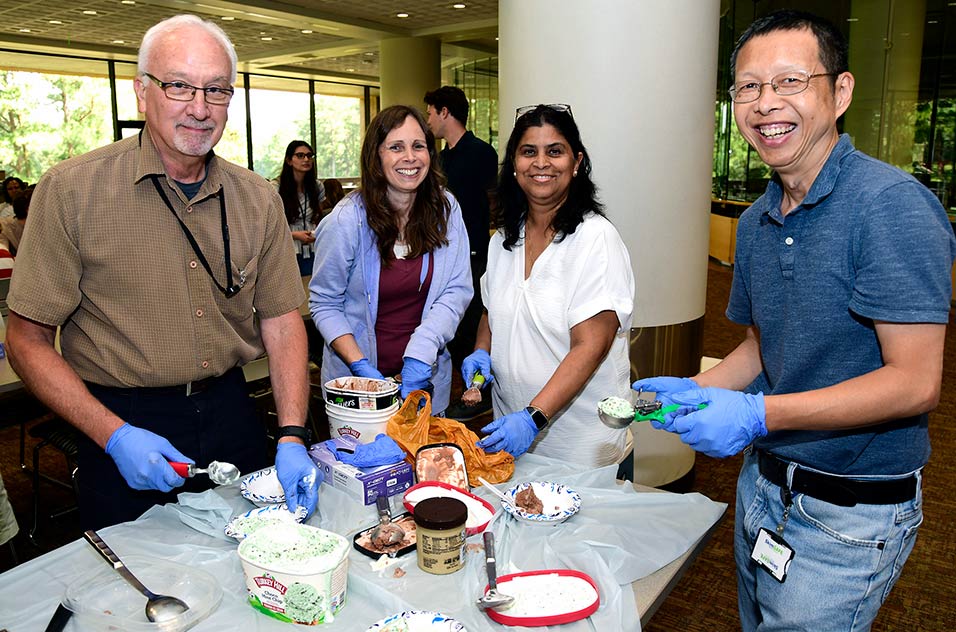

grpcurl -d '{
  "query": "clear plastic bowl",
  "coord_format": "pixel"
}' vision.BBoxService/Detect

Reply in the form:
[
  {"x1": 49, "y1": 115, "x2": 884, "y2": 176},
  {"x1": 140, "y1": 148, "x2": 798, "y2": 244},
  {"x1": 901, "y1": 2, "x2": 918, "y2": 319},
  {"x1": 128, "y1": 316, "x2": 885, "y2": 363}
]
[{"x1": 62, "y1": 555, "x2": 222, "y2": 631}]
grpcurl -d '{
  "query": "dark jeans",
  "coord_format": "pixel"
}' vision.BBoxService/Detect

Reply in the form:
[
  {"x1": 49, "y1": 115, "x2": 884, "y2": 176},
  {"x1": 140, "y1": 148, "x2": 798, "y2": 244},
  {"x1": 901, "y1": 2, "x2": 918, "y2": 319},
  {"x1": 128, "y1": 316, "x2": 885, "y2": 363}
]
[
  {"x1": 78, "y1": 367, "x2": 269, "y2": 530},
  {"x1": 448, "y1": 253, "x2": 486, "y2": 369}
]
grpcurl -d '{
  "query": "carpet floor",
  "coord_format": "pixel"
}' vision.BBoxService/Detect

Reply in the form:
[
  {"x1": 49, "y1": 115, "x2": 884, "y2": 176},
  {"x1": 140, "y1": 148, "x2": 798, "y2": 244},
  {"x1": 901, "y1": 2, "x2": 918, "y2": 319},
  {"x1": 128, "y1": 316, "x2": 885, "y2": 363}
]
[{"x1": 2, "y1": 259, "x2": 954, "y2": 631}]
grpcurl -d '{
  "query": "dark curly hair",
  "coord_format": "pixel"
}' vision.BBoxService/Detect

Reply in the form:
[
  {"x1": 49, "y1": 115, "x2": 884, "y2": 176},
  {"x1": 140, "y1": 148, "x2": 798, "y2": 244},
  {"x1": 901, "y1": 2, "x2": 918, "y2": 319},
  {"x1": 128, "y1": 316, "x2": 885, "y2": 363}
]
[
  {"x1": 2, "y1": 176, "x2": 25, "y2": 205},
  {"x1": 496, "y1": 105, "x2": 603, "y2": 250},
  {"x1": 359, "y1": 105, "x2": 450, "y2": 262},
  {"x1": 277, "y1": 140, "x2": 322, "y2": 225}
]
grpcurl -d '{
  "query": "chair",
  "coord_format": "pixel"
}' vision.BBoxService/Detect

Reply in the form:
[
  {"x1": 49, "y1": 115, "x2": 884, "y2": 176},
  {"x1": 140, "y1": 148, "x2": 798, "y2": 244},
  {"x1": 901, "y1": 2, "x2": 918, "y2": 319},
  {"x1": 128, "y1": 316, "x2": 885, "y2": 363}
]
[{"x1": 27, "y1": 417, "x2": 80, "y2": 546}]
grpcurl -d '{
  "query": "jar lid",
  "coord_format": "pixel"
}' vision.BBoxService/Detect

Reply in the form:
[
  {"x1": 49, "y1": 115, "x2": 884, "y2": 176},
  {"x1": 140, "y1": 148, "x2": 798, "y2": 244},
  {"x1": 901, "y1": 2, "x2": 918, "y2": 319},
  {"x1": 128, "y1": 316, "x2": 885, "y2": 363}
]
[{"x1": 413, "y1": 497, "x2": 467, "y2": 530}]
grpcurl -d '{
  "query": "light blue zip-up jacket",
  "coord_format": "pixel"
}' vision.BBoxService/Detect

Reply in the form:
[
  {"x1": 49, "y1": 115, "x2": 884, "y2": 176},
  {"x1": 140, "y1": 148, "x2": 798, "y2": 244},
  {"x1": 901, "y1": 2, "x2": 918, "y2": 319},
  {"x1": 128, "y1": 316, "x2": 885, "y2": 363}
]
[{"x1": 309, "y1": 189, "x2": 473, "y2": 412}]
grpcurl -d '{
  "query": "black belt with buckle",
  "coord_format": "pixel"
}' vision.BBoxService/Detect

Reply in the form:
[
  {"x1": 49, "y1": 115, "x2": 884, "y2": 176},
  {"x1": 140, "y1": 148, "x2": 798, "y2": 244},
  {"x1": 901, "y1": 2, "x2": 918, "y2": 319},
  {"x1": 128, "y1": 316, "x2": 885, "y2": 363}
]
[
  {"x1": 756, "y1": 449, "x2": 918, "y2": 507},
  {"x1": 87, "y1": 367, "x2": 240, "y2": 398}
]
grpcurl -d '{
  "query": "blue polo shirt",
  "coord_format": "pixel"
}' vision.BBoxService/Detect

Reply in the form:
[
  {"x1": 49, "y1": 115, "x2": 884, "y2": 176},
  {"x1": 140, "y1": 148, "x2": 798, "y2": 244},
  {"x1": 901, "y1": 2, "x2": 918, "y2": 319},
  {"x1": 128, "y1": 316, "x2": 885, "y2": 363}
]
[{"x1": 727, "y1": 134, "x2": 955, "y2": 475}]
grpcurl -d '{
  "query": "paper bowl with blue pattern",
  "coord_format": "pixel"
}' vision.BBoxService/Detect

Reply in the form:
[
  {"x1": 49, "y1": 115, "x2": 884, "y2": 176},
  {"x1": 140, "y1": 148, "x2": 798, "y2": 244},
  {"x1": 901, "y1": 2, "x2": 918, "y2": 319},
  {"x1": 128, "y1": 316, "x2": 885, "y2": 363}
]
[
  {"x1": 240, "y1": 467, "x2": 285, "y2": 507},
  {"x1": 502, "y1": 481, "x2": 582, "y2": 525},
  {"x1": 366, "y1": 610, "x2": 466, "y2": 631}
]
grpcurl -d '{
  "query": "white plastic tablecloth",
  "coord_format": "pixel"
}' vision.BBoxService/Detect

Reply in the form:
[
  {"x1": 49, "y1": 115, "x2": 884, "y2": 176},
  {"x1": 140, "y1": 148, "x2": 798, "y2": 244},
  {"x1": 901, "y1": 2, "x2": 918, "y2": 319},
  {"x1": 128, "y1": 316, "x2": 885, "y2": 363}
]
[{"x1": 0, "y1": 453, "x2": 725, "y2": 632}]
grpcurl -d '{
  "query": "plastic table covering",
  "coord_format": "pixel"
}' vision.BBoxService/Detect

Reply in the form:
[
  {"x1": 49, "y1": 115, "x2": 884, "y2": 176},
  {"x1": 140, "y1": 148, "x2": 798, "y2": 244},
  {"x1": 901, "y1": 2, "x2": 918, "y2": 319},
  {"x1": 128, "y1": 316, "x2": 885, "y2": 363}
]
[{"x1": 0, "y1": 453, "x2": 725, "y2": 632}]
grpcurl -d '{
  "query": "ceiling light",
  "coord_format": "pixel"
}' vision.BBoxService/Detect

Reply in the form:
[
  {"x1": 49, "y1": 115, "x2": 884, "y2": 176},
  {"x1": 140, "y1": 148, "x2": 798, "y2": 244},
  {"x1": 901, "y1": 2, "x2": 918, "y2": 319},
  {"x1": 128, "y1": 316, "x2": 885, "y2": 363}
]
[
  {"x1": 260, "y1": 36, "x2": 273, "y2": 41},
  {"x1": 121, "y1": 0, "x2": 136, "y2": 4},
  {"x1": 846, "y1": 17, "x2": 859, "y2": 22},
  {"x1": 112, "y1": 39, "x2": 125, "y2": 44},
  {"x1": 396, "y1": 12, "x2": 409, "y2": 18},
  {"x1": 82, "y1": 10, "x2": 98, "y2": 15},
  {"x1": 364, "y1": 51, "x2": 375, "y2": 56},
  {"x1": 453, "y1": 3, "x2": 467, "y2": 8},
  {"x1": 221, "y1": 16, "x2": 235, "y2": 20},
  {"x1": 48, "y1": 19, "x2": 63, "y2": 24},
  {"x1": 19, "y1": 28, "x2": 31, "y2": 32},
  {"x1": 301, "y1": 29, "x2": 312, "y2": 34},
  {"x1": 346, "y1": 68, "x2": 355, "y2": 72}
]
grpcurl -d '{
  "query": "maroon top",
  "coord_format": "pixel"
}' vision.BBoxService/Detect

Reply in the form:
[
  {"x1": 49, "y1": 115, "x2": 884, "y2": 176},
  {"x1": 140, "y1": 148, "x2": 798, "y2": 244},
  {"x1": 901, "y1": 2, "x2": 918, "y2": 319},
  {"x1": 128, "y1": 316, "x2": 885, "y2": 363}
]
[{"x1": 376, "y1": 254, "x2": 433, "y2": 377}]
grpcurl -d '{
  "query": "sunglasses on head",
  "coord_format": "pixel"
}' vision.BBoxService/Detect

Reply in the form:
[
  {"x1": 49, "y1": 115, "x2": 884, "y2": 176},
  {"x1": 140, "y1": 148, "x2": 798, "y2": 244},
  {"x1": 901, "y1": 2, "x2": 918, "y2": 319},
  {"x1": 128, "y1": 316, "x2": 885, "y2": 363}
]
[{"x1": 514, "y1": 103, "x2": 573, "y2": 122}]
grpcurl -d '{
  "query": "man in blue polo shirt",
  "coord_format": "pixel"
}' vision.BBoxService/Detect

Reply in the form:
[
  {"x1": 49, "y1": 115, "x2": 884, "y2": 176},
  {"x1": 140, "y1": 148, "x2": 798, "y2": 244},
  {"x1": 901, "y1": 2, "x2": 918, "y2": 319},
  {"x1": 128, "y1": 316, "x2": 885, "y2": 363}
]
[{"x1": 635, "y1": 10, "x2": 955, "y2": 631}]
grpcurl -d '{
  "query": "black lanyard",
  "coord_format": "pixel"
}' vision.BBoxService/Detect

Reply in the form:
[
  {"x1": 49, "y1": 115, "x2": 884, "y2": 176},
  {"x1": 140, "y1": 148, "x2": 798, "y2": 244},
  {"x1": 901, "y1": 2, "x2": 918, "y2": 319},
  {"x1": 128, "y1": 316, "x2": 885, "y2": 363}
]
[{"x1": 150, "y1": 175, "x2": 241, "y2": 298}]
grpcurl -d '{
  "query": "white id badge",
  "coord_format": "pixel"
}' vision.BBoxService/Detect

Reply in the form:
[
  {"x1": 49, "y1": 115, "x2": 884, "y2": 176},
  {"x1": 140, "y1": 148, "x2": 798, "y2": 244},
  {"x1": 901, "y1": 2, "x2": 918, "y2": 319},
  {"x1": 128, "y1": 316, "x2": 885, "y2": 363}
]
[{"x1": 750, "y1": 527, "x2": 795, "y2": 583}]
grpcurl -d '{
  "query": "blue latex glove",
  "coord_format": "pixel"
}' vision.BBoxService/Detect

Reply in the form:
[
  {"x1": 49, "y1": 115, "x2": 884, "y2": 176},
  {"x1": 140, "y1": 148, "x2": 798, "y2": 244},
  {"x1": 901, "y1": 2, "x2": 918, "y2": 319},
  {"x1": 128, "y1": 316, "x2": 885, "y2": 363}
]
[
  {"x1": 105, "y1": 423, "x2": 190, "y2": 492},
  {"x1": 461, "y1": 349, "x2": 494, "y2": 387},
  {"x1": 400, "y1": 357, "x2": 433, "y2": 400},
  {"x1": 276, "y1": 442, "x2": 322, "y2": 518},
  {"x1": 631, "y1": 376, "x2": 699, "y2": 408},
  {"x1": 349, "y1": 358, "x2": 385, "y2": 380},
  {"x1": 656, "y1": 387, "x2": 767, "y2": 458},
  {"x1": 476, "y1": 409, "x2": 539, "y2": 458},
  {"x1": 323, "y1": 434, "x2": 404, "y2": 467}
]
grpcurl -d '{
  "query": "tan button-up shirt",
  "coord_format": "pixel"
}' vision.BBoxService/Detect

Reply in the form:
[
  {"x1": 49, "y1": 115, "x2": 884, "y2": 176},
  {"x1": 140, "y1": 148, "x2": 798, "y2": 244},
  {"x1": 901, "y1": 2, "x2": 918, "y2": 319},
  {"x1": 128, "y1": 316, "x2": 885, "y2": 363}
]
[{"x1": 8, "y1": 128, "x2": 304, "y2": 387}]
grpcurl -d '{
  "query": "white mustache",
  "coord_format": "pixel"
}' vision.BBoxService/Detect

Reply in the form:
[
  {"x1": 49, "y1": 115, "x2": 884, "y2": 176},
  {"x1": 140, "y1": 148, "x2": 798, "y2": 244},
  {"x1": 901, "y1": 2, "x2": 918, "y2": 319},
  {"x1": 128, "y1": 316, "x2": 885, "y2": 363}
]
[{"x1": 176, "y1": 118, "x2": 214, "y2": 131}]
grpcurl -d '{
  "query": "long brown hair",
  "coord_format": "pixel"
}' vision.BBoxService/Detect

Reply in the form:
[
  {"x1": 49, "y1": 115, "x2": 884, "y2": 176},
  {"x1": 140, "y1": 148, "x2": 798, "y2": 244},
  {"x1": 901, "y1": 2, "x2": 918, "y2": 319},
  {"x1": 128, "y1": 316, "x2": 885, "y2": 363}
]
[
  {"x1": 359, "y1": 105, "x2": 450, "y2": 262},
  {"x1": 277, "y1": 140, "x2": 322, "y2": 225}
]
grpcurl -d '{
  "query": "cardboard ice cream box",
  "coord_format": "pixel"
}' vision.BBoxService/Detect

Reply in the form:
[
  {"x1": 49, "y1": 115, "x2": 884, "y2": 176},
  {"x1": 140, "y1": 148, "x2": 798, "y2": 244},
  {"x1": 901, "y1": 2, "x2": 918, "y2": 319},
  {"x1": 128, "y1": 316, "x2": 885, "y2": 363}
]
[{"x1": 308, "y1": 436, "x2": 413, "y2": 505}]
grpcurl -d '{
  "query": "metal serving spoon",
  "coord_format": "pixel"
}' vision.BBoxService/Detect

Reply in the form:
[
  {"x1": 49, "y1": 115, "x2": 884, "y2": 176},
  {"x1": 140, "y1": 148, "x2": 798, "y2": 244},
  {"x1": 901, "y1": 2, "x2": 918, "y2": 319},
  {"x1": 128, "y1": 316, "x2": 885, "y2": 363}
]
[
  {"x1": 369, "y1": 494, "x2": 405, "y2": 547},
  {"x1": 168, "y1": 460, "x2": 240, "y2": 485},
  {"x1": 476, "y1": 531, "x2": 515, "y2": 611},
  {"x1": 83, "y1": 530, "x2": 190, "y2": 623}
]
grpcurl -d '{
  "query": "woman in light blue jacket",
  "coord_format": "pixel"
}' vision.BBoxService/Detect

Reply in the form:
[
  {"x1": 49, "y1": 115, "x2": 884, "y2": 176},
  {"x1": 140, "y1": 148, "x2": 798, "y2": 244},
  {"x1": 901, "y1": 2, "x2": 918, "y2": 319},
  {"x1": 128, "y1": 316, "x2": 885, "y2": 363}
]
[{"x1": 309, "y1": 105, "x2": 473, "y2": 414}]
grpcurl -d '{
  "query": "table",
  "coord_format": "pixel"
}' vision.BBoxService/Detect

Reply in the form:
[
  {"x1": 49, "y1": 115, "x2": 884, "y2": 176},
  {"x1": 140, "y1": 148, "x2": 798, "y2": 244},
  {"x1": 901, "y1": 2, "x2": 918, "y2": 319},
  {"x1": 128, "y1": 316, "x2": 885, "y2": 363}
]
[{"x1": 0, "y1": 455, "x2": 725, "y2": 631}]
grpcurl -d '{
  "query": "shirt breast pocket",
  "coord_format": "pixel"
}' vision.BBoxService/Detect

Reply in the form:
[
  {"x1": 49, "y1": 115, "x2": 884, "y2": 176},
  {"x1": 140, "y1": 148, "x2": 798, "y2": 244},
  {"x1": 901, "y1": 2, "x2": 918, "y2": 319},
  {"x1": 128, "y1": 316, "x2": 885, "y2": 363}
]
[{"x1": 216, "y1": 254, "x2": 259, "y2": 324}]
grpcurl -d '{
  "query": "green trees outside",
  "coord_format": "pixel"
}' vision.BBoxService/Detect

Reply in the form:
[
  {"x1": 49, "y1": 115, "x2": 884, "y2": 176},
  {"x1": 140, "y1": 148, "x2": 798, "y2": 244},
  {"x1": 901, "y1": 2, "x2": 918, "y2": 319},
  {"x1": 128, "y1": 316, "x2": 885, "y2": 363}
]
[
  {"x1": 0, "y1": 71, "x2": 112, "y2": 183},
  {"x1": 0, "y1": 70, "x2": 364, "y2": 185}
]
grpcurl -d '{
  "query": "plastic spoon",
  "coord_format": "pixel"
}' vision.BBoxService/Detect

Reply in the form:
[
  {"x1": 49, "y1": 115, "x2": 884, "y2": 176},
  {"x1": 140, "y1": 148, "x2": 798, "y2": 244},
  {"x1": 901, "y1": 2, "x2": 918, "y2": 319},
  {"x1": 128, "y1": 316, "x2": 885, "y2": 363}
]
[
  {"x1": 597, "y1": 396, "x2": 707, "y2": 429},
  {"x1": 476, "y1": 531, "x2": 515, "y2": 611},
  {"x1": 83, "y1": 530, "x2": 190, "y2": 623},
  {"x1": 477, "y1": 476, "x2": 518, "y2": 512},
  {"x1": 168, "y1": 460, "x2": 240, "y2": 485}
]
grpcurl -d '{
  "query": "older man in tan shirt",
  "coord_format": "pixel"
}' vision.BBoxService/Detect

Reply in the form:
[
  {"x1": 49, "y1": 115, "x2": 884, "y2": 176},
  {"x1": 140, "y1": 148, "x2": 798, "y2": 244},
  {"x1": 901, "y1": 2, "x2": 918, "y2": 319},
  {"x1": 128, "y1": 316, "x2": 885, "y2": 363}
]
[{"x1": 6, "y1": 15, "x2": 318, "y2": 529}]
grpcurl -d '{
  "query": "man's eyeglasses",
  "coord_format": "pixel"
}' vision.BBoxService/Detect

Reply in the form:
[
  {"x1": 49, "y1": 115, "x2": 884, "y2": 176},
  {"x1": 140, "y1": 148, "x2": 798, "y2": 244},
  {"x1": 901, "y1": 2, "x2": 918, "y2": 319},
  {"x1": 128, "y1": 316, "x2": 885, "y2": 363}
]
[
  {"x1": 729, "y1": 71, "x2": 837, "y2": 104},
  {"x1": 142, "y1": 72, "x2": 234, "y2": 105},
  {"x1": 515, "y1": 103, "x2": 573, "y2": 122},
  {"x1": 293, "y1": 152, "x2": 315, "y2": 160}
]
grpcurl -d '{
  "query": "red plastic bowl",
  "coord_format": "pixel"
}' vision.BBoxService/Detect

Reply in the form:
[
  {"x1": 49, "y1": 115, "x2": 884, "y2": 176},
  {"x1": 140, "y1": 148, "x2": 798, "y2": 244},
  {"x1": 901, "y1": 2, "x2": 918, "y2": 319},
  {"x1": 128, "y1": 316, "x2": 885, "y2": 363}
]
[
  {"x1": 402, "y1": 480, "x2": 495, "y2": 536},
  {"x1": 483, "y1": 569, "x2": 600, "y2": 627}
]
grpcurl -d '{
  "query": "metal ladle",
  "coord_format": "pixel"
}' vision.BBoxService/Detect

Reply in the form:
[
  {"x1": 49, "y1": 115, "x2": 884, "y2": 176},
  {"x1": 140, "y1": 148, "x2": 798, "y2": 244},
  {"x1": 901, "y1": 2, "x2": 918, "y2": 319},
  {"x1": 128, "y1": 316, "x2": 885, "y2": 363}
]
[
  {"x1": 168, "y1": 460, "x2": 241, "y2": 485},
  {"x1": 369, "y1": 494, "x2": 405, "y2": 547},
  {"x1": 597, "y1": 394, "x2": 707, "y2": 429},
  {"x1": 476, "y1": 531, "x2": 515, "y2": 611},
  {"x1": 83, "y1": 530, "x2": 190, "y2": 623}
]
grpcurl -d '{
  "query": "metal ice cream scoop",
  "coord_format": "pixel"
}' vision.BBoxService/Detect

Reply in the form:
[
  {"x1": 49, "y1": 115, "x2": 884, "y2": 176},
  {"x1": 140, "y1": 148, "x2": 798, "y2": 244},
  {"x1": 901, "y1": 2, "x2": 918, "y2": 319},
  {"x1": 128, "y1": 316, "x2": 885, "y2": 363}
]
[
  {"x1": 168, "y1": 460, "x2": 241, "y2": 485},
  {"x1": 597, "y1": 394, "x2": 707, "y2": 429}
]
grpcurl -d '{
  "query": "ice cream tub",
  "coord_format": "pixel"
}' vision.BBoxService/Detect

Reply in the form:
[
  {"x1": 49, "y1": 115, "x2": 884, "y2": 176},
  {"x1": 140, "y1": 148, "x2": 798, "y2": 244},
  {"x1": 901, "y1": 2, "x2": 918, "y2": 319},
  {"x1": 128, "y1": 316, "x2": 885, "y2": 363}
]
[
  {"x1": 237, "y1": 522, "x2": 349, "y2": 625},
  {"x1": 322, "y1": 377, "x2": 399, "y2": 410}
]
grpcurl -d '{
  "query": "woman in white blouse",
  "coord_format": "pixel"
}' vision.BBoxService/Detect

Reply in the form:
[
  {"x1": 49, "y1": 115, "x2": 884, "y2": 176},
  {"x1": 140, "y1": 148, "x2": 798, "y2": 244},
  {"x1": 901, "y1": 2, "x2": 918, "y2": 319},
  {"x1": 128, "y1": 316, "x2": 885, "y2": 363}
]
[{"x1": 464, "y1": 104, "x2": 636, "y2": 474}]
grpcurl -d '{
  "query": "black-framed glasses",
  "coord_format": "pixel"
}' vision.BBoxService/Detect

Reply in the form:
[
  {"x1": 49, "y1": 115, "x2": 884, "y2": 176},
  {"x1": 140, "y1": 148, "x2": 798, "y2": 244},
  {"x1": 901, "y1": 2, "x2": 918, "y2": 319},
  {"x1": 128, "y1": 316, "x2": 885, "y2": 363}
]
[
  {"x1": 293, "y1": 151, "x2": 315, "y2": 160},
  {"x1": 515, "y1": 103, "x2": 573, "y2": 122},
  {"x1": 729, "y1": 71, "x2": 837, "y2": 104},
  {"x1": 142, "y1": 72, "x2": 234, "y2": 105}
]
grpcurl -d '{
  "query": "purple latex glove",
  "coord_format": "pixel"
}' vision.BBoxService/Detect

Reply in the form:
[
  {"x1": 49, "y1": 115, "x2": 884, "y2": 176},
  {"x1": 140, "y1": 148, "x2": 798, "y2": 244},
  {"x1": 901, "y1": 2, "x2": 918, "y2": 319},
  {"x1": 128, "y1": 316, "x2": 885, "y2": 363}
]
[
  {"x1": 477, "y1": 409, "x2": 539, "y2": 458},
  {"x1": 105, "y1": 423, "x2": 190, "y2": 492},
  {"x1": 400, "y1": 357, "x2": 433, "y2": 400},
  {"x1": 276, "y1": 442, "x2": 322, "y2": 518},
  {"x1": 461, "y1": 349, "x2": 494, "y2": 387},
  {"x1": 349, "y1": 358, "x2": 385, "y2": 380},
  {"x1": 657, "y1": 387, "x2": 767, "y2": 458}
]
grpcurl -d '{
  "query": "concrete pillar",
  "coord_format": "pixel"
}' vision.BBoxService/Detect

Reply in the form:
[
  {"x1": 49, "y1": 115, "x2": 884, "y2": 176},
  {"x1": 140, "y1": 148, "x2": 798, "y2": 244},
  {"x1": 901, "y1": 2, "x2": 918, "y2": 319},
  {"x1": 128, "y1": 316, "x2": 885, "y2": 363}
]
[
  {"x1": 844, "y1": 0, "x2": 925, "y2": 169},
  {"x1": 379, "y1": 37, "x2": 441, "y2": 109},
  {"x1": 499, "y1": 0, "x2": 720, "y2": 486}
]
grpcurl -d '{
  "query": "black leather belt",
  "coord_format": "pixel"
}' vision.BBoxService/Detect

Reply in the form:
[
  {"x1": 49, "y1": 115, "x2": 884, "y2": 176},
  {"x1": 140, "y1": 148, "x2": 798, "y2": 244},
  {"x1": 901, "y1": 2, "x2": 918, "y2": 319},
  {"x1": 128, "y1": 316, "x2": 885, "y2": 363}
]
[
  {"x1": 756, "y1": 449, "x2": 918, "y2": 507},
  {"x1": 87, "y1": 367, "x2": 240, "y2": 398}
]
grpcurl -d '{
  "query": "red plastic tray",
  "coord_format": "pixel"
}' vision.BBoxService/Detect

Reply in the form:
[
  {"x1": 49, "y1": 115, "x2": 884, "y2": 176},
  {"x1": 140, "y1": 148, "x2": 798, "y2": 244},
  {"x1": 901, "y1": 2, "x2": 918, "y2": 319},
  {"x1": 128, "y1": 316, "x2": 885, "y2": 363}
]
[
  {"x1": 402, "y1": 480, "x2": 495, "y2": 536},
  {"x1": 483, "y1": 569, "x2": 600, "y2": 627}
]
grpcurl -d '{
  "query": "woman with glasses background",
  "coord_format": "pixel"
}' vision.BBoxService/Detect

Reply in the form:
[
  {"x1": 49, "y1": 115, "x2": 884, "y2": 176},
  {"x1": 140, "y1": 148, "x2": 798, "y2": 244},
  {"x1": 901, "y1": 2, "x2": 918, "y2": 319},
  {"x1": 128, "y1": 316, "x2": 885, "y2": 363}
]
[
  {"x1": 277, "y1": 140, "x2": 326, "y2": 277},
  {"x1": 309, "y1": 105, "x2": 472, "y2": 413},
  {"x1": 463, "y1": 104, "x2": 636, "y2": 476}
]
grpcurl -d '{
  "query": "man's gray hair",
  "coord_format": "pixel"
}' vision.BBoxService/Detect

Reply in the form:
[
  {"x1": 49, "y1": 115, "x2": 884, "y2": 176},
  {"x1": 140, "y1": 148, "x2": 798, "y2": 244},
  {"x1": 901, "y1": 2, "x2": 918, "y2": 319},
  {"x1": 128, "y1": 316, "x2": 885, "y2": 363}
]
[{"x1": 138, "y1": 14, "x2": 238, "y2": 83}]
